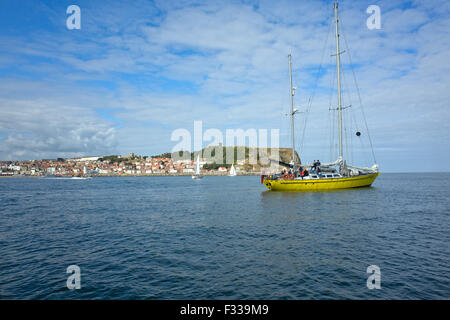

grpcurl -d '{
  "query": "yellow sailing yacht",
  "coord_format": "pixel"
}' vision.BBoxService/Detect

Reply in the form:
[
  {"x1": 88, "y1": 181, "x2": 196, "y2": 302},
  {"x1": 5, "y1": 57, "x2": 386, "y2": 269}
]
[{"x1": 263, "y1": 2, "x2": 379, "y2": 191}]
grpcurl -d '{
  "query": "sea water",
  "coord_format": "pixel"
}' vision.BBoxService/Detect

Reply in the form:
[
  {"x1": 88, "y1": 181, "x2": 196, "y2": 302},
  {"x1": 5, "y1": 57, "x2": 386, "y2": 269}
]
[{"x1": 0, "y1": 173, "x2": 449, "y2": 299}]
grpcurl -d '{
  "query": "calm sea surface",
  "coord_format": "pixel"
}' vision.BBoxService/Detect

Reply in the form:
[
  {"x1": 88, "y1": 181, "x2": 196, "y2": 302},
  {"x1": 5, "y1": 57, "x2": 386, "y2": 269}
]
[{"x1": 0, "y1": 173, "x2": 449, "y2": 299}]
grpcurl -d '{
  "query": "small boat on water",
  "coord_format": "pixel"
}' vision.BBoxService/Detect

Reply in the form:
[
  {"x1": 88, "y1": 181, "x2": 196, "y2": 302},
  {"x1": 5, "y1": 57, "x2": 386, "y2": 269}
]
[
  {"x1": 192, "y1": 154, "x2": 203, "y2": 179},
  {"x1": 262, "y1": 2, "x2": 379, "y2": 191}
]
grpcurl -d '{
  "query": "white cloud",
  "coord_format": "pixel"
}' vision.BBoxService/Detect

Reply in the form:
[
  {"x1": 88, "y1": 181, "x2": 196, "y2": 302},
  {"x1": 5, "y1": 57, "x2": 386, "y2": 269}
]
[{"x1": 0, "y1": 80, "x2": 118, "y2": 160}]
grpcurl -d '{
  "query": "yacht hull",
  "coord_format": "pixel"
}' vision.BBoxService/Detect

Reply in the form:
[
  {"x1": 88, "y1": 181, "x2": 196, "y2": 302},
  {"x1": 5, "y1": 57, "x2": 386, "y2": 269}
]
[{"x1": 263, "y1": 172, "x2": 379, "y2": 191}]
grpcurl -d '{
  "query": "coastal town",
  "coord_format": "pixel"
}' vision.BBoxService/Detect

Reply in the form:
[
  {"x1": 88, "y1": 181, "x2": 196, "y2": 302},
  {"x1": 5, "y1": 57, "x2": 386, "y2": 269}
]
[{"x1": 0, "y1": 152, "x2": 263, "y2": 177}]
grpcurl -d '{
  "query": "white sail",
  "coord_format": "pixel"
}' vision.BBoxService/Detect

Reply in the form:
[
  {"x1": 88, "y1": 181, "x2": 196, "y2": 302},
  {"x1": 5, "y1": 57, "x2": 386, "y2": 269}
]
[
  {"x1": 228, "y1": 164, "x2": 237, "y2": 176},
  {"x1": 192, "y1": 154, "x2": 203, "y2": 179},
  {"x1": 195, "y1": 154, "x2": 200, "y2": 175}
]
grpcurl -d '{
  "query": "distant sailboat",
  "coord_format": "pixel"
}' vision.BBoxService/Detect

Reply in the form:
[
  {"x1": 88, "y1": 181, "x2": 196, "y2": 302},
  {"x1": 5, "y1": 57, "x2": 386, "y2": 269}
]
[
  {"x1": 192, "y1": 154, "x2": 203, "y2": 179},
  {"x1": 228, "y1": 164, "x2": 237, "y2": 176}
]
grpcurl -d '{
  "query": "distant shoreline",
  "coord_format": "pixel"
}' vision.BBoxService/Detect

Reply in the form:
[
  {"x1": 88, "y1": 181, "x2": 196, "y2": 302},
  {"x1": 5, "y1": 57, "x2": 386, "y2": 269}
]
[{"x1": 0, "y1": 172, "x2": 262, "y2": 178}]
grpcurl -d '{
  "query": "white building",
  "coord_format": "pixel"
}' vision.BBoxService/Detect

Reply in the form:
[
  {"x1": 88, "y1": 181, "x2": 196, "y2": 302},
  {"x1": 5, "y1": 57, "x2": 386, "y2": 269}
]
[
  {"x1": 174, "y1": 159, "x2": 193, "y2": 165},
  {"x1": 76, "y1": 156, "x2": 101, "y2": 162},
  {"x1": 8, "y1": 164, "x2": 21, "y2": 171},
  {"x1": 47, "y1": 167, "x2": 55, "y2": 174}
]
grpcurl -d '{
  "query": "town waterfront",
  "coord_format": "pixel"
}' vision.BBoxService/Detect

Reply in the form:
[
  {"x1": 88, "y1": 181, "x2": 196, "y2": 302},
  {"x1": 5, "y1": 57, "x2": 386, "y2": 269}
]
[{"x1": 0, "y1": 173, "x2": 449, "y2": 299}]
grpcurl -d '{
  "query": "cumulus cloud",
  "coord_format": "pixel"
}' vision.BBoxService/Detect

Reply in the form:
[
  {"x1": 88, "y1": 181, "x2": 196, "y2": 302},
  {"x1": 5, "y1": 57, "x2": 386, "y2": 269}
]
[{"x1": 0, "y1": 81, "x2": 117, "y2": 160}]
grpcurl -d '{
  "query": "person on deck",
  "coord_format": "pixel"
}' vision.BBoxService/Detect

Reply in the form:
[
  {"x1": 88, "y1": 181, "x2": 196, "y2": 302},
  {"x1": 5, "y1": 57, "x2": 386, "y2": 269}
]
[{"x1": 297, "y1": 167, "x2": 303, "y2": 178}]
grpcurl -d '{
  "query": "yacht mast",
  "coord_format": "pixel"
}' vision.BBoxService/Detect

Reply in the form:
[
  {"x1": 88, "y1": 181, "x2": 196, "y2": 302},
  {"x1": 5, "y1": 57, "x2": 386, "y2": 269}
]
[
  {"x1": 334, "y1": 2, "x2": 343, "y2": 164},
  {"x1": 288, "y1": 54, "x2": 296, "y2": 171}
]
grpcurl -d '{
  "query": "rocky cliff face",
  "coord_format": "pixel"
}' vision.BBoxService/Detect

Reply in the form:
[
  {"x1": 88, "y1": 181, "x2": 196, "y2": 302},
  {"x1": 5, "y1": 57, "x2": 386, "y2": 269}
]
[
  {"x1": 260, "y1": 147, "x2": 300, "y2": 165},
  {"x1": 171, "y1": 146, "x2": 300, "y2": 170},
  {"x1": 189, "y1": 146, "x2": 299, "y2": 169}
]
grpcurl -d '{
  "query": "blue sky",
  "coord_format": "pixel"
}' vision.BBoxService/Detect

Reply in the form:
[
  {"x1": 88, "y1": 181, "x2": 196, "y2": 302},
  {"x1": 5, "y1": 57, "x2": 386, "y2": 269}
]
[{"x1": 0, "y1": 0, "x2": 449, "y2": 172}]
